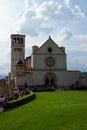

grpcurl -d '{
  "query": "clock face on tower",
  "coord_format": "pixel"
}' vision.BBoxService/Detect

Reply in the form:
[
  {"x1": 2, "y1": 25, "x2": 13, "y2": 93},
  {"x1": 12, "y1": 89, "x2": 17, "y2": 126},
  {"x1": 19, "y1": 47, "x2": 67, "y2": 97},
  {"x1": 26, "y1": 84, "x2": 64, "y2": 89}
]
[{"x1": 45, "y1": 57, "x2": 55, "y2": 66}]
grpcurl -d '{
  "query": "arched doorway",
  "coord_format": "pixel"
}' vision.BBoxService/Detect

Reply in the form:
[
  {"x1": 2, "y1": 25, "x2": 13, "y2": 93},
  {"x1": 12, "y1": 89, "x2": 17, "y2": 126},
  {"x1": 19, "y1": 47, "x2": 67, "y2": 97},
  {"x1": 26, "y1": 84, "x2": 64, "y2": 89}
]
[{"x1": 44, "y1": 72, "x2": 57, "y2": 89}]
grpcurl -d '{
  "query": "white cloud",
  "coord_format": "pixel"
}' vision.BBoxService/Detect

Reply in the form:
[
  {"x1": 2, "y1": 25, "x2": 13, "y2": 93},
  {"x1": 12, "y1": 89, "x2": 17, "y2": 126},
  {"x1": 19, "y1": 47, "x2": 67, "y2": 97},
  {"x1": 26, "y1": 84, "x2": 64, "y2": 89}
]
[
  {"x1": 64, "y1": 0, "x2": 86, "y2": 19},
  {"x1": 16, "y1": 0, "x2": 64, "y2": 36},
  {"x1": 15, "y1": 0, "x2": 86, "y2": 37},
  {"x1": 64, "y1": 34, "x2": 87, "y2": 53},
  {"x1": 72, "y1": 35, "x2": 87, "y2": 52},
  {"x1": 33, "y1": 1, "x2": 63, "y2": 20},
  {"x1": 0, "y1": 64, "x2": 10, "y2": 75},
  {"x1": 64, "y1": 0, "x2": 71, "y2": 8},
  {"x1": 65, "y1": 33, "x2": 87, "y2": 71},
  {"x1": 0, "y1": 41, "x2": 10, "y2": 74},
  {"x1": 74, "y1": 34, "x2": 87, "y2": 42},
  {"x1": 0, "y1": 42, "x2": 10, "y2": 64},
  {"x1": 57, "y1": 27, "x2": 72, "y2": 43},
  {"x1": 72, "y1": 5, "x2": 86, "y2": 19},
  {"x1": 15, "y1": 1, "x2": 62, "y2": 36},
  {"x1": 0, "y1": 0, "x2": 25, "y2": 41}
]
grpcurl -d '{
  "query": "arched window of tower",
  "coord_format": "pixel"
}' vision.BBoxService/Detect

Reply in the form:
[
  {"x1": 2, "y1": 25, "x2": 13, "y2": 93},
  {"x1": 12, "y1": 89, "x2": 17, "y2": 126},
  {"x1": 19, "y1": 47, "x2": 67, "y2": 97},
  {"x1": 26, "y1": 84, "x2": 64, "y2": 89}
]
[
  {"x1": 13, "y1": 37, "x2": 16, "y2": 43},
  {"x1": 17, "y1": 38, "x2": 19, "y2": 43}
]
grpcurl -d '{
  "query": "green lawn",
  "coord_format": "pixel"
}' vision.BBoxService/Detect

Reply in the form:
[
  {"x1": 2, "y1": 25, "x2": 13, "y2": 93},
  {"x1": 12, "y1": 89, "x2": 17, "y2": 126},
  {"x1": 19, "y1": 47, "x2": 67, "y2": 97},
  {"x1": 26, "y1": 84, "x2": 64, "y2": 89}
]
[{"x1": 0, "y1": 91, "x2": 87, "y2": 130}]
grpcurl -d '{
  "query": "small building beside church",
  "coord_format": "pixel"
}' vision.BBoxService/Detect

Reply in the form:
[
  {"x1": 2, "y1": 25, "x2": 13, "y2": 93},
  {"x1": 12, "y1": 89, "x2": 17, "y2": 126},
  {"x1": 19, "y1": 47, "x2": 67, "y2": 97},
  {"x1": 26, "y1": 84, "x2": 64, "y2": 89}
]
[{"x1": 10, "y1": 34, "x2": 81, "y2": 90}]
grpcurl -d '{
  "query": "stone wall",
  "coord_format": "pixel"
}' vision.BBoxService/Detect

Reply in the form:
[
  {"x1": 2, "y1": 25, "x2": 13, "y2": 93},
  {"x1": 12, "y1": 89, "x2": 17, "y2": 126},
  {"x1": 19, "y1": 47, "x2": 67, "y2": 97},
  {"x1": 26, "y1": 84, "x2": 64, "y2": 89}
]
[
  {"x1": 0, "y1": 79, "x2": 8, "y2": 96},
  {"x1": 15, "y1": 70, "x2": 80, "y2": 89}
]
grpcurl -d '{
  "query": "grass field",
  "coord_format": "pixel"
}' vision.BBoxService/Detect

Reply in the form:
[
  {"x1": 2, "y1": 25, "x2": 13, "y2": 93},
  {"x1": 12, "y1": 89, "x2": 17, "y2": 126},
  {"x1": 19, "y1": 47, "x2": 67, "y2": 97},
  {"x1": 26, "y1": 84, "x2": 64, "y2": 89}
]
[{"x1": 0, "y1": 91, "x2": 87, "y2": 130}]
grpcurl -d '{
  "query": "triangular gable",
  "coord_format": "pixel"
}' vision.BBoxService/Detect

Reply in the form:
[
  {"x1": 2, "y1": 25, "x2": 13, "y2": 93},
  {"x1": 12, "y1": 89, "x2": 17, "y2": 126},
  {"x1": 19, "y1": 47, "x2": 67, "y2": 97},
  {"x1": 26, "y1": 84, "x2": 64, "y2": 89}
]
[{"x1": 34, "y1": 37, "x2": 65, "y2": 55}]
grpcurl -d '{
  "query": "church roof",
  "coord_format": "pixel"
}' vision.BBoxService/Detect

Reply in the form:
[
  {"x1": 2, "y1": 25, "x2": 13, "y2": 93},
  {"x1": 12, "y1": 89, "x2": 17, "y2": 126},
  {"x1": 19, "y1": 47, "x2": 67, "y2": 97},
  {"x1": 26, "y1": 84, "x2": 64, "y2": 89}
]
[{"x1": 33, "y1": 36, "x2": 65, "y2": 55}]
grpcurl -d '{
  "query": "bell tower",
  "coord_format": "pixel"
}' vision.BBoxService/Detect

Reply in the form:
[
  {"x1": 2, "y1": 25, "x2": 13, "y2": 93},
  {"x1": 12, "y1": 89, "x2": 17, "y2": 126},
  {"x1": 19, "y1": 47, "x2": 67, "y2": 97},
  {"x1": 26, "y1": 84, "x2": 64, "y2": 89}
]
[{"x1": 11, "y1": 34, "x2": 25, "y2": 78}]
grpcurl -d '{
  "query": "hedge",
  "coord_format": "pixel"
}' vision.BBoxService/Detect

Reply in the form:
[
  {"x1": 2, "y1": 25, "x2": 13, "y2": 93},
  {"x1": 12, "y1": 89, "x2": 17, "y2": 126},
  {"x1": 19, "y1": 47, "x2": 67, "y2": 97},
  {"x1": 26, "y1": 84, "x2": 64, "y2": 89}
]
[{"x1": 4, "y1": 90, "x2": 36, "y2": 110}]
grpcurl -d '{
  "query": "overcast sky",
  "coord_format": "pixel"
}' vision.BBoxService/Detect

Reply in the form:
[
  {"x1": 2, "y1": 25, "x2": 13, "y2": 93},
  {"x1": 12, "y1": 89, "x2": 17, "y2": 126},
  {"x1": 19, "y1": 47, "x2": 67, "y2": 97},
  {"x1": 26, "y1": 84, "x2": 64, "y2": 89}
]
[{"x1": 0, "y1": 0, "x2": 87, "y2": 75}]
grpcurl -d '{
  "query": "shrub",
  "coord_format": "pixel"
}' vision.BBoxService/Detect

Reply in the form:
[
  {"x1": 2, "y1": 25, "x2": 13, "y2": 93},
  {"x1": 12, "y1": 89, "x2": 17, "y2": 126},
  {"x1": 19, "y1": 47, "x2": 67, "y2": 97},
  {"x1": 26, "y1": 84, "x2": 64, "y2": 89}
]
[{"x1": 4, "y1": 90, "x2": 36, "y2": 110}]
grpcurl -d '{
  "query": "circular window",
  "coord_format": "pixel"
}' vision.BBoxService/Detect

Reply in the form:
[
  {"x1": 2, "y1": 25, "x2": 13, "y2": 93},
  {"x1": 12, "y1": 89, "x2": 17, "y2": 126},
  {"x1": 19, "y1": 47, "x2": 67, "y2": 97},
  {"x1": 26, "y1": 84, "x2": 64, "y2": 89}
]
[
  {"x1": 48, "y1": 47, "x2": 52, "y2": 53},
  {"x1": 45, "y1": 57, "x2": 55, "y2": 66}
]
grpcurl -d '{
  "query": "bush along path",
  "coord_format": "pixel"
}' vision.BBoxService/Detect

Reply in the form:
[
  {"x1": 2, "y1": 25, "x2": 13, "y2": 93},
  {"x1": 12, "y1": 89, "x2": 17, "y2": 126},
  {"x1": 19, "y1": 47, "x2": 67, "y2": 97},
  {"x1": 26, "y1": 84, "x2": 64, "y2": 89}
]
[{"x1": 0, "y1": 90, "x2": 36, "y2": 111}]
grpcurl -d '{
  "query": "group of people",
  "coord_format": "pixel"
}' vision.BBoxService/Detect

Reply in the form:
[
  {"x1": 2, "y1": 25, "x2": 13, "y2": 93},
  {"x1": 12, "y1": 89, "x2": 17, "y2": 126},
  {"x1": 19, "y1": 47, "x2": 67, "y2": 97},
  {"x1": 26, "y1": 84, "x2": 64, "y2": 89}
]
[
  {"x1": 0, "y1": 85, "x2": 30, "y2": 109},
  {"x1": 5, "y1": 85, "x2": 30, "y2": 102},
  {"x1": 29, "y1": 84, "x2": 57, "y2": 92},
  {"x1": 0, "y1": 83, "x2": 57, "y2": 110}
]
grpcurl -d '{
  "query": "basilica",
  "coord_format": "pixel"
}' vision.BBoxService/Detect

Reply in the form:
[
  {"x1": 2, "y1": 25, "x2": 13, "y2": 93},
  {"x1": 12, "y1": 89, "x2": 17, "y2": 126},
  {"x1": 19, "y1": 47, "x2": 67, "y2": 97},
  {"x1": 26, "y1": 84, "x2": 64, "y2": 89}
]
[{"x1": 8, "y1": 33, "x2": 81, "y2": 90}]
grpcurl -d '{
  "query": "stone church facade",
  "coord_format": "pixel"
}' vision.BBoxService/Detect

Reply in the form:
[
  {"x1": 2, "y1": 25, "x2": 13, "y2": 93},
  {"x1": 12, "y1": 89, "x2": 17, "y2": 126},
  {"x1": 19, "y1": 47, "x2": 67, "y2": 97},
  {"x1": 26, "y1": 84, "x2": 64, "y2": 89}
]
[{"x1": 10, "y1": 34, "x2": 80, "y2": 90}]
